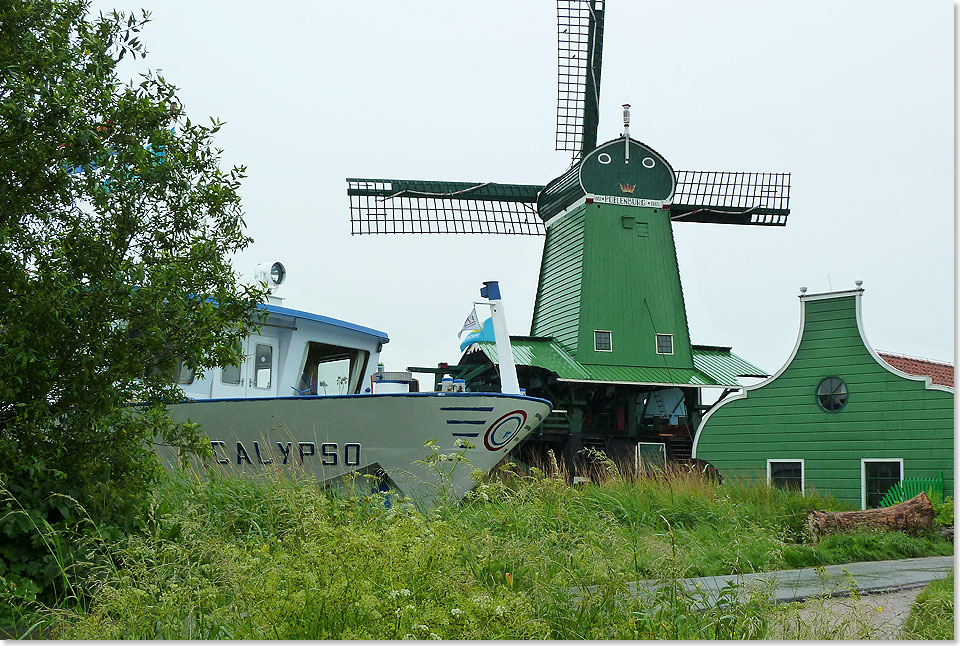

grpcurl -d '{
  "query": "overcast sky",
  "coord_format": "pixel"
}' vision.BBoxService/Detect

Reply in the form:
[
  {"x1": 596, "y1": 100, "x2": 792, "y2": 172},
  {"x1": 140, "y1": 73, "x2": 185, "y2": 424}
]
[{"x1": 94, "y1": 0, "x2": 954, "y2": 382}]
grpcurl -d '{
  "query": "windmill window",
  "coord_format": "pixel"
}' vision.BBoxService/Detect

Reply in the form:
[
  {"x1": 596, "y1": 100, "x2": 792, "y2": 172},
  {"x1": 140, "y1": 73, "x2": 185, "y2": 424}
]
[
  {"x1": 594, "y1": 330, "x2": 612, "y2": 352},
  {"x1": 642, "y1": 157, "x2": 655, "y2": 168},
  {"x1": 817, "y1": 377, "x2": 848, "y2": 412},
  {"x1": 598, "y1": 153, "x2": 612, "y2": 164},
  {"x1": 767, "y1": 459, "x2": 804, "y2": 494},
  {"x1": 655, "y1": 334, "x2": 673, "y2": 355}
]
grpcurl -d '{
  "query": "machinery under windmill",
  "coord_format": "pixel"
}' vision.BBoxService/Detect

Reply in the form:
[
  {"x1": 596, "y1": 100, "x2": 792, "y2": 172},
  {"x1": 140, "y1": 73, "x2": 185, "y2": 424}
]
[{"x1": 346, "y1": 0, "x2": 791, "y2": 472}]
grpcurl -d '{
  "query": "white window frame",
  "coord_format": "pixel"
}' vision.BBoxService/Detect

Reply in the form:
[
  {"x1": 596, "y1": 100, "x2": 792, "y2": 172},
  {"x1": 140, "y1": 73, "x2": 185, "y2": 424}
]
[
  {"x1": 860, "y1": 458, "x2": 903, "y2": 510},
  {"x1": 594, "y1": 330, "x2": 613, "y2": 352},
  {"x1": 766, "y1": 458, "x2": 805, "y2": 495},
  {"x1": 655, "y1": 333, "x2": 674, "y2": 355},
  {"x1": 637, "y1": 441, "x2": 667, "y2": 467}
]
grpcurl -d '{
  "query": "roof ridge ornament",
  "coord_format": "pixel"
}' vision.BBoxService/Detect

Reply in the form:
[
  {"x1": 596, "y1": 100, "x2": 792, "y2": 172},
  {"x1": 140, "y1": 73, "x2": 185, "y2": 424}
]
[{"x1": 622, "y1": 103, "x2": 631, "y2": 163}]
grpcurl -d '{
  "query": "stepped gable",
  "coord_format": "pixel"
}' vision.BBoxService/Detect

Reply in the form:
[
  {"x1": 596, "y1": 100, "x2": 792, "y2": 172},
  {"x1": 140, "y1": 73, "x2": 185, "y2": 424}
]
[{"x1": 877, "y1": 352, "x2": 954, "y2": 388}]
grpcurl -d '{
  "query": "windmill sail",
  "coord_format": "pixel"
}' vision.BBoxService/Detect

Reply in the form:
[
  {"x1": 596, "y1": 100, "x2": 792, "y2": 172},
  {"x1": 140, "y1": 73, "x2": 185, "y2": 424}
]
[
  {"x1": 556, "y1": 0, "x2": 605, "y2": 162},
  {"x1": 671, "y1": 171, "x2": 791, "y2": 226},
  {"x1": 347, "y1": 178, "x2": 545, "y2": 235}
]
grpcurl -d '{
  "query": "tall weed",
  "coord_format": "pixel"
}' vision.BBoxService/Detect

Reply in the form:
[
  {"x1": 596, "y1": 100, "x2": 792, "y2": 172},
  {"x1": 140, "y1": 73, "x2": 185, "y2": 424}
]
[{"x1": 8, "y1": 455, "x2": 953, "y2": 639}]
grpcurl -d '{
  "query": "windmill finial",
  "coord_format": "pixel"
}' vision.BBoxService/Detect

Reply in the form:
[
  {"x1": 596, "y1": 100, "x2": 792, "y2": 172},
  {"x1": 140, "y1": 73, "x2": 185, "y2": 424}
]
[
  {"x1": 622, "y1": 103, "x2": 631, "y2": 162},
  {"x1": 799, "y1": 286, "x2": 807, "y2": 294}
]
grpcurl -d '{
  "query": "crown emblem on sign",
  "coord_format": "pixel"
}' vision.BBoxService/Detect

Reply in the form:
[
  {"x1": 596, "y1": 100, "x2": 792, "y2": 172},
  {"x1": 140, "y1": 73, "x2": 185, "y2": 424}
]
[{"x1": 619, "y1": 183, "x2": 636, "y2": 194}]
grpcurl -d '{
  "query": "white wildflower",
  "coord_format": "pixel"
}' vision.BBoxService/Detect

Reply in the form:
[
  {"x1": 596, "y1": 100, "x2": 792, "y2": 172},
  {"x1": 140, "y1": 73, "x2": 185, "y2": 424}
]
[
  {"x1": 450, "y1": 608, "x2": 463, "y2": 617},
  {"x1": 494, "y1": 605, "x2": 505, "y2": 617}
]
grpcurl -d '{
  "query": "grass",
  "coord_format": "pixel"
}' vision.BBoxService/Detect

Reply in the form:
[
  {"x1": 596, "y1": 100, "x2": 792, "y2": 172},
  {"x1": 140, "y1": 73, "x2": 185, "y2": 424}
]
[
  {"x1": 900, "y1": 572, "x2": 954, "y2": 640},
  {"x1": 2, "y1": 453, "x2": 954, "y2": 639}
]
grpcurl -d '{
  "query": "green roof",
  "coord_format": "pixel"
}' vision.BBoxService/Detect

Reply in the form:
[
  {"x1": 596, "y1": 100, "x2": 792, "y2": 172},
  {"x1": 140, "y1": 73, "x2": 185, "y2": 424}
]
[
  {"x1": 691, "y1": 344, "x2": 769, "y2": 384},
  {"x1": 472, "y1": 338, "x2": 765, "y2": 388}
]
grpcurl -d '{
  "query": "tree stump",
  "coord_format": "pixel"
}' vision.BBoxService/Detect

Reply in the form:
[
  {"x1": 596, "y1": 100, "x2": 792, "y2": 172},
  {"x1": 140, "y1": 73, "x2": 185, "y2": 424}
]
[{"x1": 807, "y1": 492, "x2": 935, "y2": 541}]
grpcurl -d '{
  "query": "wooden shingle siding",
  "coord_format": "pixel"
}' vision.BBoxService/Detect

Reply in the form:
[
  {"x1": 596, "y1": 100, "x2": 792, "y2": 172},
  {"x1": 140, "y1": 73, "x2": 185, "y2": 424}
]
[
  {"x1": 576, "y1": 204, "x2": 694, "y2": 368},
  {"x1": 693, "y1": 291, "x2": 954, "y2": 508},
  {"x1": 531, "y1": 207, "x2": 586, "y2": 354}
]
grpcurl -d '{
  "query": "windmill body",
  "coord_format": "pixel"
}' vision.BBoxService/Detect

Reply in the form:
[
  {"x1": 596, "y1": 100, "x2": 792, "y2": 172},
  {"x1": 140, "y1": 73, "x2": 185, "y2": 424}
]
[
  {"x1": 347, "y1": 0, "x2": 790, "y2": 471},
  {"x1": 533, "y1": 137, "x2": 693, "y2": 372}
]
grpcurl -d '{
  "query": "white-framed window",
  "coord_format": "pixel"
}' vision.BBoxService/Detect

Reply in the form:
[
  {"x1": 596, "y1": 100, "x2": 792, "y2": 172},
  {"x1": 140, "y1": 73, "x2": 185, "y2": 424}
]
[
  {"x1": 767, "y1": 459, "x2": 804, "y2": 495},
  {"x1": 174, "y1": 359, "x2": 195, "y2": 385},
  {"x1": 655, "y1": 333, "x2": 673, "y2": 355},
  {"x1": 637, "y1": 441, "x2": 667, "y2": 469},
  {"x1": 221, "y1": 363, "x2": 241, "y2": 385},
  {"x1": 253, "y1": 343, "x2": 273, "y2": 389},
  {"x1": 861, "y1": 458, "x2": 903, "y2": 510},
  {"x1": 594, "y1": 330, "x2": 612, "y2": 352}
]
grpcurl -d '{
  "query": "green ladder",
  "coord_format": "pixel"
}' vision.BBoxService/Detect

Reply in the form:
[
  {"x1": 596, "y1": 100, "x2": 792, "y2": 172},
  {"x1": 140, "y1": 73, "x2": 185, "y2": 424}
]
[{"x1": 878, "y1": 471, "x2": 944, "y2": 507}]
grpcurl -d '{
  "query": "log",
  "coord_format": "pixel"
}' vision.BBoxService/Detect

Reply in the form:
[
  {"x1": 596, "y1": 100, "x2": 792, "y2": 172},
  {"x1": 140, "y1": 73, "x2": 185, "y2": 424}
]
[{"x1": 807, "y1": 492, "x2": 935, "y2": 541}]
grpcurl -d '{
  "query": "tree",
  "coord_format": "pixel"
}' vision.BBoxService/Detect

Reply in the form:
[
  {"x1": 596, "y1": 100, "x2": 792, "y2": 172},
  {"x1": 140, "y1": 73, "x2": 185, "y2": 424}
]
[{"x1": 0, "y1": 0, "x2": 268, "y2": 606}]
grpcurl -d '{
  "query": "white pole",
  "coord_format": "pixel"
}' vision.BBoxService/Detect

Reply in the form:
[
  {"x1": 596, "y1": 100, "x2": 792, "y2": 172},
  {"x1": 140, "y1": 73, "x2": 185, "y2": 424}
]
[
  {"x1": 480, "y1": 281, "x2": 521, "y2": 395},
  {"x1": 622, "y1": 103, "x2": 631, "y2": 163}
]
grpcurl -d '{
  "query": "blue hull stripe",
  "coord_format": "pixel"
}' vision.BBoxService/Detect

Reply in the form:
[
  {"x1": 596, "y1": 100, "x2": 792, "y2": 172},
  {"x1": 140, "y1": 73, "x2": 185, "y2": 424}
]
[
  {"x1": 446, "y1": 420, "x2": 487, "y2": 425},
  {"x1": 440, "y1": 406, "x2": 495, "y2": 412}
]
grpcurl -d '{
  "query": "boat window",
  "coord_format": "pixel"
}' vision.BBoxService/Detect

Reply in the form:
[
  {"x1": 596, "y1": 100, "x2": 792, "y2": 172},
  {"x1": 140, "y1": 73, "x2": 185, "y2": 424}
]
[
  {"x1": 174, "y1": 359, "x2": 194, "y2": 385},
  {"x1": 298, "y1": 342, "x2": 370, "y2": 395},
  {"x1": 221, "y1": 363, "x2": 241, "y2": 385},
  {"x1": 254, "y1": 344, "x2": 273, "y2": 389}
]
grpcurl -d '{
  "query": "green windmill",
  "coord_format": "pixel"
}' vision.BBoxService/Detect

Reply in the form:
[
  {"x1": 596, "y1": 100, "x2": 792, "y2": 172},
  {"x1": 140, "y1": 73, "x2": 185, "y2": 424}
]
[{"x1": 347, "y1": 0, "x2": 790, "y2": 469}]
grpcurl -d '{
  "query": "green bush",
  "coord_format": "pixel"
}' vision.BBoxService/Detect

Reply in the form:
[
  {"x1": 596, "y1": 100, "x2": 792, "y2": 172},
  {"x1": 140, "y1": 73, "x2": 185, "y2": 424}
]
[
  {"x1": 901, "y1": 573, "x2": 954, "y2": 640},
  {"x1": 932, "y1": 495, "x2": 954, "y2": 528},
  {"x1": 0, "y1": 0, "x2": 265, "y2": 615}
]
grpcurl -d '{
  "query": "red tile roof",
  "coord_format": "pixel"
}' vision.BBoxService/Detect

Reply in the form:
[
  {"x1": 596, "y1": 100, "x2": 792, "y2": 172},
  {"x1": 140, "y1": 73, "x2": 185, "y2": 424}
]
[{"x1": 878, "y1": 352, "x2": 954, "y2": 388}]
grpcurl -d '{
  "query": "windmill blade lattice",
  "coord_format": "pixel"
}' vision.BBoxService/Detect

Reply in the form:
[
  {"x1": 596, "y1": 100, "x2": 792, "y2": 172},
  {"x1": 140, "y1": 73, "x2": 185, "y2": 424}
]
[
  {"x1": 348, "y1": 178, "x2": 545, "y2": 235},
  {"x1": 671, "y1": 171, "x2": 791, "y2": 226},
  {"x1": 556, "y1": 0, "x2": 605, "y2": 162}
]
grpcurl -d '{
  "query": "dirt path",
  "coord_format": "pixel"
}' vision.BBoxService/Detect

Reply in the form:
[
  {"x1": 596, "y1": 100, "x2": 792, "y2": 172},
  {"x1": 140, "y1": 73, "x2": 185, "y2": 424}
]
[{"x1": 772, "y1": 586, "x2": 924, "y2": 640}]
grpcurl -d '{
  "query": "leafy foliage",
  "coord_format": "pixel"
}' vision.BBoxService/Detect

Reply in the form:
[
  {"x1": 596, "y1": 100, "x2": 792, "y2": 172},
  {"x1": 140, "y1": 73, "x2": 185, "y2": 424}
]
[
  {"x1": 0, "y1": 0, "x2": 266, "y2": 612},
  {"x1": 931, "y1": 494, "x2": 953, "y2": 528}
]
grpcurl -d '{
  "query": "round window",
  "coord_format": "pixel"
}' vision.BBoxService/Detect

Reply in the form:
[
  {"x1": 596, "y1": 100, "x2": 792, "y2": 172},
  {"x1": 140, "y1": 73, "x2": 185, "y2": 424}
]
[
  {"x1": 817, "y1": 377, "x2": 848, "y2": 412},
  {"x1": 598, "y1": 153, "x2": 612, "y2": 164}
]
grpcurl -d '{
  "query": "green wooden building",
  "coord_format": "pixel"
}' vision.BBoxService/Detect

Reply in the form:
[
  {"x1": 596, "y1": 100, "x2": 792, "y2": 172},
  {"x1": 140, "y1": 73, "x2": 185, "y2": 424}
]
[{"x1": 692, "y1": 287, "x2": 954, "y2": 508}]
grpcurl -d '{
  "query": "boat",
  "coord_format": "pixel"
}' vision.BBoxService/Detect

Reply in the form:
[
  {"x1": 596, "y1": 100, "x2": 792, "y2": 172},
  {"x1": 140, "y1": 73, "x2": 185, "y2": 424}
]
[{"x1": 159, "y1": 265, "x2": 552, "y2": 503}]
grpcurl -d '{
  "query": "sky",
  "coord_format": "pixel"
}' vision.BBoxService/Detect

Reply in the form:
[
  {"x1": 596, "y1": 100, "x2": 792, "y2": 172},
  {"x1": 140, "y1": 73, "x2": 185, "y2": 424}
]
[{"x1": 93, "y1": 0, "x2": 954, "y2": 384}]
